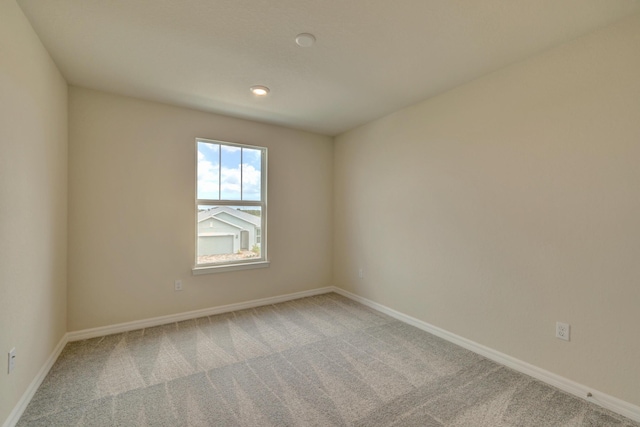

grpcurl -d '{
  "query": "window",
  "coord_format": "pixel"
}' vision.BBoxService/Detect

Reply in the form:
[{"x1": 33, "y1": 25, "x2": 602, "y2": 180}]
[{"x1": 194, "y1": 138, "x2": 267, "y2": 273}]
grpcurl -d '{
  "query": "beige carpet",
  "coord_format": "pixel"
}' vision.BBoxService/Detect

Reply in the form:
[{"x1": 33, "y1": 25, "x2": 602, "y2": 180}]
[{"x1": 17, "y1": 293, "x2": 639, "y2": 426}]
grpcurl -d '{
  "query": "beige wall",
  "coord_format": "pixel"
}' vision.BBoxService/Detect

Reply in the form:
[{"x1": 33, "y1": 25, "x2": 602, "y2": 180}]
[
  {"x1": 68, "y1": 87, "x2": 333, "y2": 331},
  {"x1": 0, "y1": 0, "x2": 68, "y2": 423},
  {"x1": 334, "y1": 14, "x2": 640, "y2": 407},
  {"x1": 4, "y1": 0, "x2": 639, "y2": 420}
]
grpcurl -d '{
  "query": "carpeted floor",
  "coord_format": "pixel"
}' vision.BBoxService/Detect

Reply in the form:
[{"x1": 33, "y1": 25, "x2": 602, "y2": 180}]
[{"x1": 17, "y1": 293, "x2": 639, "y2": 426}]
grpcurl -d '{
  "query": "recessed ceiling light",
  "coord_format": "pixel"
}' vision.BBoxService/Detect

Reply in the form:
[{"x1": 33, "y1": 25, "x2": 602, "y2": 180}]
[
  {"x1": 295, "y1": 33, "x2": 316, "y2": 47},
  {"x1": 250, "y1": 85, "x2": 270, "y2": 96}
]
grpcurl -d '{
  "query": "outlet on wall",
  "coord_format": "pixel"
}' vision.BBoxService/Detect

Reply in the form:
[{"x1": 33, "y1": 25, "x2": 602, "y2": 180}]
[
  {"x1": 8, "y1": 348, "x2": 16, "y2": 374},
  {"x1": 358, "y1": 268, "x2": 364, "y2": 279},
  {"x1": 174, "y1": 280, "x2": 183, "y2": 291},
  {"x1": 556, "y1": 322, "x2": 570, "y2": 341}
]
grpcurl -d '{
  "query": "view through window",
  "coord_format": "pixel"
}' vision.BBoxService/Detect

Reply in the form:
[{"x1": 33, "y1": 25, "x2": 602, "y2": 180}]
[{"x1": 196, "y1": 139, "x2": 266, "y2": 267}]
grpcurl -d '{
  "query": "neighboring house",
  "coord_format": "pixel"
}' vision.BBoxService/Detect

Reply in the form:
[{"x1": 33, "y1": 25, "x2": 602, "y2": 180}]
[{"x1": 197, "y1": 206, "x2": 261, "y2": 256}]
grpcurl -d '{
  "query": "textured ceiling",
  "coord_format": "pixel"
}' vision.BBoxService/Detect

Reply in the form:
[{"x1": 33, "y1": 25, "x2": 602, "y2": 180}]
[{"x1": 17, "y1": 0, "x2": 640, "y2": 136}]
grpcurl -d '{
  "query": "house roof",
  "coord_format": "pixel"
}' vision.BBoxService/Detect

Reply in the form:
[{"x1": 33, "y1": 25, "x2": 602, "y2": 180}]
[
  {"x1": 16, "y1": 0, "x2": 640, "y2": 136},
  {"x1": 198, "y1": 206, "x2": 261, "y2": 227}
]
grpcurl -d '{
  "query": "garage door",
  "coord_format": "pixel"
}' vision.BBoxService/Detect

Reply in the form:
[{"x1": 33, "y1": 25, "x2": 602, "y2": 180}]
[{"x1": 198, "y1": 235, "x2": 234, "y2": 256}]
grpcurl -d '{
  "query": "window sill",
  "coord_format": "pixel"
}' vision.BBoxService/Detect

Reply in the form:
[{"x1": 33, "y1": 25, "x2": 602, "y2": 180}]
[{"x1": 192, "y1": 260, "x2": 270, "y2": 275}]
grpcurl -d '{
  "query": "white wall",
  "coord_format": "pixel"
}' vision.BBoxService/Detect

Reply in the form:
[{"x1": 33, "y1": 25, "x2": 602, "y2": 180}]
[
  {"x1": 0, "y1": 0, "x2": 68, "y2": 423},
  {"x1": 68, "y1": 87, "x2": 333, "y2": 331},
  {"x1": 334, "y1": 14, "x2": 640, "y2": 407}
]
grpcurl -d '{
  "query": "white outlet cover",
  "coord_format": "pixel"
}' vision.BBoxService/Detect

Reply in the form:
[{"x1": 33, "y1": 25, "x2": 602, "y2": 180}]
[
  {"x1": 8, "y1": 348, "x2": 16, "y2": 373},
  {"x1": 174, "y1": 280, "x2": 183, "y2": 291},
  {"x1": 556, "y1": 322, "x2": 570, "y2": 341}
]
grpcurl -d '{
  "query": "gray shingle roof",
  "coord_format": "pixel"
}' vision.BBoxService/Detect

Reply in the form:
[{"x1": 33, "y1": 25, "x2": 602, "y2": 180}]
[{"x1": 197, "y1": 206, "x2": 261, "y2": 227}]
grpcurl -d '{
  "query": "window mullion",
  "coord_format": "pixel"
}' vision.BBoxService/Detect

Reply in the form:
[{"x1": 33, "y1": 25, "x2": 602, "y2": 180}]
[{"x1": 197, "y1": 199, "x2": 263, "y2": 207}]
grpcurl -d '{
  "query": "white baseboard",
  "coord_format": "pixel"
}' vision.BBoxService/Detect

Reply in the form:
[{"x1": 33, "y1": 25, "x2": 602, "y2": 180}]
[
  {"x1": 331, "y1": 287, "x2": 640, "y2": 423},
  {"x1": 3, "y1": 333, "x2": 69, "y2": 427},
  {"x1": 67, "y1": 287, "x2": 335, "y2": 342}
]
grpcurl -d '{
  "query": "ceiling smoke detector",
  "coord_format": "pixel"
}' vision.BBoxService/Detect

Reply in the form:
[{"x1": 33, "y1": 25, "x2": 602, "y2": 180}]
[{"x1": 295, "y1": 33, "x2": 316, "y2": 47}]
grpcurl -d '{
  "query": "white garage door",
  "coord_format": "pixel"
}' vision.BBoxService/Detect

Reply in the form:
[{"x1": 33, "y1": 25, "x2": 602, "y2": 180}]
[{"x1": 198, "y1": 235, "x2": 233, "y2": 256}]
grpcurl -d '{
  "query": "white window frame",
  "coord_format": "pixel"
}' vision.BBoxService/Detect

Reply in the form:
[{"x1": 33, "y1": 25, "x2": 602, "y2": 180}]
[{"x1": 192, "y1": 138, "x2": 268, "y2": 275}]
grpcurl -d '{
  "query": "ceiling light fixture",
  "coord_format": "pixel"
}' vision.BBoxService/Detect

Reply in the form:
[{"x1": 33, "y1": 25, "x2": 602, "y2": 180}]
[
  {"x1": 295, "y1": 33, "x2": 316, "y2": 47},
  {"x1": 250, "y1": 85, "x2": 270, "y2": 96}
]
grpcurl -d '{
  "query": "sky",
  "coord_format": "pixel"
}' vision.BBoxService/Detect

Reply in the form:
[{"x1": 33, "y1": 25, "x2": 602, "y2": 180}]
[{"x1": 197, "y1": 141, "x2": 262, "y2": 201}]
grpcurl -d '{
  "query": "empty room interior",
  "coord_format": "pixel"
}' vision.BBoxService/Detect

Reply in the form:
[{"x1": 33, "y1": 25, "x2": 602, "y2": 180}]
[{"x1": 2, "y1": 0, "x2": 640, "y2": 425}]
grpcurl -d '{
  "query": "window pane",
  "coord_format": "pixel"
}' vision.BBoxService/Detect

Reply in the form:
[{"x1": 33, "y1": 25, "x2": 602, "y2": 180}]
[
  {"x1": 197, "y1": 205, "x2": 262, "y2": 265},
  {"x1": 242, "y1": 148, "x2": 261, "y2": 201},
  {"x1": 220, "y1": 145, "x2": 241, "y2": 200},
  {"x1": 197, "y1": 142, "x2": 219, "y2": 200}
]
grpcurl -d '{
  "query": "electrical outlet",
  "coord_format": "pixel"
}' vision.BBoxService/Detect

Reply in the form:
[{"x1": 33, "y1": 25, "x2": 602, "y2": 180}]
[
  {"x1": 358, "y1": 268, "x2": 364, "y2": 279},
  {"x1": 8, "y1": 348, "x2": 16, "y2": 374},
  {"x1": 556, "y1": 322, "x2": 570, "y2": 341},
  {"x1": 174, "y1": 280, "x2": 183, "y2": 291}
]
